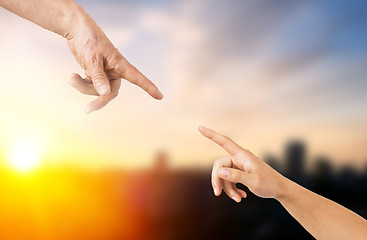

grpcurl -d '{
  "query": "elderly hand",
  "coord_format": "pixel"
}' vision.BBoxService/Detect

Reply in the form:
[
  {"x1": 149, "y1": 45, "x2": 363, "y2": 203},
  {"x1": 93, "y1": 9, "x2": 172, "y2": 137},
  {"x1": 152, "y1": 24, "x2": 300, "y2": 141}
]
[
  {"x1": 1, "y1": 0, "x2": 163, "y2": 114},
  {"x1": 67, "y1": 11, "x2": 163, "y2": 114}
]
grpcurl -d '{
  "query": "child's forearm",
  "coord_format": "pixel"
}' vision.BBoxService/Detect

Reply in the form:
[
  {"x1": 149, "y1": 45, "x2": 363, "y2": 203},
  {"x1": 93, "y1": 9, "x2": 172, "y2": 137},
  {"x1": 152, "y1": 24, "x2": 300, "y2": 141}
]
[
  {"x1": 0, "y1": 0, "x2": 86, "y2": 39},
  {"x1": 276, "y1": 178, "x2": 367, "y2": 240}
]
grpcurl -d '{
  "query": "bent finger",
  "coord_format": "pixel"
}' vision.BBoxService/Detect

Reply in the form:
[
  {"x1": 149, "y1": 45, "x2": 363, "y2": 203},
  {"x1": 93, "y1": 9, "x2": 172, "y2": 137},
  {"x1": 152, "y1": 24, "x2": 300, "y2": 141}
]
[
  {"x1": 87, "y1": 58, "x2": 111, "y2": 96},
  {"x1": 223, "y1": 181, "x2": 242, "y2": 203},
  {"x1": 86, "y1": 69, "x2": 120, "y2": 80},
  {"x1": 219, "y1": 167, "x2": 254, "y2": 188},
  {"x1": 236, "y1": 188, "x2": 247, "y2": 198},
  {"x1": 85, "y1": 79, "x2": 121, "y2": 114},
  {"x1": 70, "y1": 73, "x2": 98, "y2": 96},
  {"x1": 211, "y1": 156, "x2": 232, "y2": 196}
]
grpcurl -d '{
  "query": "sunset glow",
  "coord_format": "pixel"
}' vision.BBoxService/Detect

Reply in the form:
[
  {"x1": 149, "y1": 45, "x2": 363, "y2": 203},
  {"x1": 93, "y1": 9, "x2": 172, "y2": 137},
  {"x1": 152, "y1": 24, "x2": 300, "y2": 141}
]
[{"x1": 7, "y1": 136, "x2": 42, "y2": 172}]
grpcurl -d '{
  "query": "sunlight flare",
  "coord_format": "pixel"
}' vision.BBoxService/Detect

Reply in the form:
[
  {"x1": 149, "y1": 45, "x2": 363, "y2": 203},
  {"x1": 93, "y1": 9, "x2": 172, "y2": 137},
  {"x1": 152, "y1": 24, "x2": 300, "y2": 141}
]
[{"x1": 7, "y1": 136, "x2": 42, "y2": 172}]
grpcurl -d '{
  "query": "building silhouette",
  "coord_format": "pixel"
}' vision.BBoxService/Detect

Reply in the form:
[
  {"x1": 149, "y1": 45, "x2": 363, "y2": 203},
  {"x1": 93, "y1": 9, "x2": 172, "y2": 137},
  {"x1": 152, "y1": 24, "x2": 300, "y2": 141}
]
[{"x1": 285, "y1": 140, "x2": 307, "y2": 184}]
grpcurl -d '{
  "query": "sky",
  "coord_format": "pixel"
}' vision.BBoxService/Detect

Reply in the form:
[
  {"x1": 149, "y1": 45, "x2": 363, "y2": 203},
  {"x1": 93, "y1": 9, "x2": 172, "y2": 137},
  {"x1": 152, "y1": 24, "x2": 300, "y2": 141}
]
[{"x1": 0, "y1": 0, "x2": 367, "y2": 170}]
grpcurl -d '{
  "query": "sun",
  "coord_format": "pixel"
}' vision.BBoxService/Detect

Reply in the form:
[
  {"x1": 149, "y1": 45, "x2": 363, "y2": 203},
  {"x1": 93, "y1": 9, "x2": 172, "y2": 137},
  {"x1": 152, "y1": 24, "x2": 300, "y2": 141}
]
[{"x1": 7, "y1": 136, "x2": 42, "y2": 172}]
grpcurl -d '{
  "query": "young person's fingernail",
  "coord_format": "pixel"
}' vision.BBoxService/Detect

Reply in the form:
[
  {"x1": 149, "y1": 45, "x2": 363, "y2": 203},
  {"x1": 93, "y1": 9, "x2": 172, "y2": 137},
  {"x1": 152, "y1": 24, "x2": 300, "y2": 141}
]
[
  {"x1": 219, "y1": 168, "x2": 229, "y2": 177},
  {"x1": 232, "y1": 196, "x2": 240, "y2": 203},
  {"x1": 213, "y1": 187, "x2": 218, "y2": 196},
  {"x1": 98, "y1": 84, "x2": 109, "y2": 95}
]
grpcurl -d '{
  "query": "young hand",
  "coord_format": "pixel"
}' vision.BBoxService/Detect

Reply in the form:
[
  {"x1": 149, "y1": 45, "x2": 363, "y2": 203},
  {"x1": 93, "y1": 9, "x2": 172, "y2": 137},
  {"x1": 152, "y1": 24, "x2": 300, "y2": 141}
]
[{"x1": 199, "y1": 126, "x2": 288, "y2": 203}]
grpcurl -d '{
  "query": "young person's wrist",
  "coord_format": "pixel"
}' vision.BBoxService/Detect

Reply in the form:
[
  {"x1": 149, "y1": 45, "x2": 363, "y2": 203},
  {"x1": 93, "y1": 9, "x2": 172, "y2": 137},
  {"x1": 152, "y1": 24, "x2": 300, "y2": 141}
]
[{"x1": 274, "y1": 176, "x2": 294, "y2": 202}]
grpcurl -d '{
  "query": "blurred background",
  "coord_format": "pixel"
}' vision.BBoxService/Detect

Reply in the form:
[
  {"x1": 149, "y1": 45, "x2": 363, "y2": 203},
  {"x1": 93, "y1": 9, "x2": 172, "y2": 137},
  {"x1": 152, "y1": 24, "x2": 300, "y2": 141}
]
[{"x1": 0, "y1": 0, "x2": 367, "y2": 239}]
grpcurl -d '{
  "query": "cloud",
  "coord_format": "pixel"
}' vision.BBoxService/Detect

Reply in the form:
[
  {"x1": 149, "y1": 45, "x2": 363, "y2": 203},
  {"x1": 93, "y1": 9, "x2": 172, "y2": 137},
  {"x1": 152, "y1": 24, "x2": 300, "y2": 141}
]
[{"x1": 1, "y1": 1, "x2": 367, "y2": 168}]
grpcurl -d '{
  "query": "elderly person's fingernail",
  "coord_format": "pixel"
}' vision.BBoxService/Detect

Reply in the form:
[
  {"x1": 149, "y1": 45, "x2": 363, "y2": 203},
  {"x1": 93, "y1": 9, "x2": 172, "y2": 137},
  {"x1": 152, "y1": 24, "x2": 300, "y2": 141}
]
[
  {"x1": 98, "y1": 84, "x2": 109, "y2": 95},
  {"x1": 85, "y1": 106, "x2": 93, "y2": 114}
]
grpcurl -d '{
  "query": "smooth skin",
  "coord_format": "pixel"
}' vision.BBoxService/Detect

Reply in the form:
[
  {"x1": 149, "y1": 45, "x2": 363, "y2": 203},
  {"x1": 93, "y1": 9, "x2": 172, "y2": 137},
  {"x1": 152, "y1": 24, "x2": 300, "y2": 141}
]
[
  {"x1": 0, "y1": 0, "x2": 163, "y2": 114},
  {"x1": 199, "y1": 126, "x2": 367, "y2": 240}
]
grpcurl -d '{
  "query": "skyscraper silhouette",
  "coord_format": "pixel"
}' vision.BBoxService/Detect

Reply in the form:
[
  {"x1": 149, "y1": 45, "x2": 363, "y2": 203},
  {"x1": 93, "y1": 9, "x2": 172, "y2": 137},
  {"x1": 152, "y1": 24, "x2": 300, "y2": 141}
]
[{"x1": 285, "y1": 140, "x2": 306, "y2": 183}]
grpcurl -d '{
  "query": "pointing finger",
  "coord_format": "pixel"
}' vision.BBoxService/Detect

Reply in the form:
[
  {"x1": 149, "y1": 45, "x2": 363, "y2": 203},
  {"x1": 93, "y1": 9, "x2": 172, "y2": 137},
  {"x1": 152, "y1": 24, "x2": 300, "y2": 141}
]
[
  {"x1": 199, "y1": 126, "x2": 243, "y2": 155},
  {"x1": 116, "y1": 58, "x2": 163, "y2": 100}
]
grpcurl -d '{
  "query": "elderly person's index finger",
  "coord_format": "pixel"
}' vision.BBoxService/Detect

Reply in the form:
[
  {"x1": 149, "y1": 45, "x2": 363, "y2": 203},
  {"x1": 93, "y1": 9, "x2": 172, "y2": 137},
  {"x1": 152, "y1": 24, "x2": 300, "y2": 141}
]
[
  {"x1": 115, "y1": 57, "x2": 163, "y2": 100},
  {"x1": 198, "y1": 126, "x2": 242, "y2": 155}
]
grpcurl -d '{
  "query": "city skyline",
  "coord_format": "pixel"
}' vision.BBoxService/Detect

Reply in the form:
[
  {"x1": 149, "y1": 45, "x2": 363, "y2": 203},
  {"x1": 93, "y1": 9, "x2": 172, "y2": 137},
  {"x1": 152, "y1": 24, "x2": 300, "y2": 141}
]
[{"x1": 1, "y1": 138, "x2": 366, "y2": 240}]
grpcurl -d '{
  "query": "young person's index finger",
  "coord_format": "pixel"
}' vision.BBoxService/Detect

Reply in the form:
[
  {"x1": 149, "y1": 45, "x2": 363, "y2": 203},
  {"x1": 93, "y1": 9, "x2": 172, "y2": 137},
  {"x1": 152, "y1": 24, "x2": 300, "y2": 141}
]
[{"x1": 198, "y1": 126, "x2": 242, "y2": 155}]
